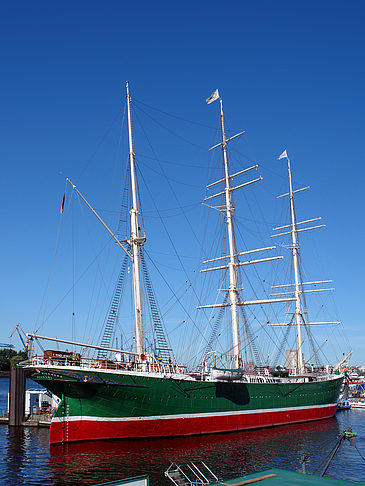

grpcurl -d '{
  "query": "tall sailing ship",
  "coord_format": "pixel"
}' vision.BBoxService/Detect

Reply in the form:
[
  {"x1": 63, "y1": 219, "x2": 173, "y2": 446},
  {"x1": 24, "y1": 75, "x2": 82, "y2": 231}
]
[{"x1": 25, "y1": 84, "x2": 343, "y2": 444}]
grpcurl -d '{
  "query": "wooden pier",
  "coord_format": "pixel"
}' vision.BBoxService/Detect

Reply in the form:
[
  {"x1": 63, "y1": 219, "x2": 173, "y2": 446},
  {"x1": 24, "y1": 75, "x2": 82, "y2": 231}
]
[{"x1": 0, "y1": 366, "x2": 51, "y2": 428}]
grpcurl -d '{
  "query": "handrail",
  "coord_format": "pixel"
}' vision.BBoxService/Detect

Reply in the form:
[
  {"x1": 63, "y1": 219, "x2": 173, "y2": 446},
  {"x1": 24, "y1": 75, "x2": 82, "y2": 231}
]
[{"x1": 25, "y1": 355, "x2": 185, "y2": 376}]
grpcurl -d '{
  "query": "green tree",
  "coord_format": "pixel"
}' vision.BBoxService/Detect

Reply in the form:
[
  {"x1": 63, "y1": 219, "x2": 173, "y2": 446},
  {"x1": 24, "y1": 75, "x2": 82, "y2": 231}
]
[
  {"x1": 9, "y1": 353, "x2": 27, "y2": 368},
  {"x1": 0, "y1": 349, "x2": 27, "y2": 371}
]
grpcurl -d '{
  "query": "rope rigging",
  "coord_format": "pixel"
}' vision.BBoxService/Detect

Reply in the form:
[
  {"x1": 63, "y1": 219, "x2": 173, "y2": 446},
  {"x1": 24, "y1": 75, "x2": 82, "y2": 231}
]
[
  {"x1": 140, "y1": 249, "x2": 175, "y2": 364},
  {"x1": 202, "y1": 292, "x2": 229, "y2": 364},
  {"x1": 96, "y1": 252, "x2": 129, "y2": 360},
  {"x1": 33, "y1": 91, "x2": 349, "y2": 378}
]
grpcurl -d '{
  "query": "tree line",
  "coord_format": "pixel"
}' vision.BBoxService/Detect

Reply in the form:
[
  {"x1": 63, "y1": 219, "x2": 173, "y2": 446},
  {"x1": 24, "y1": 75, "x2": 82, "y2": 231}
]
[{"x1": 0, "y1": 349, "x2": 28, "y2": 371}]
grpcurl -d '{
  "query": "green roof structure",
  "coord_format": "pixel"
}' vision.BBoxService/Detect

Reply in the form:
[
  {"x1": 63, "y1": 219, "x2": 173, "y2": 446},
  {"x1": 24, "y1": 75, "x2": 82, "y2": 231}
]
[{"x1": 209, "y1": 468, "x2": 362, "y2": 486}]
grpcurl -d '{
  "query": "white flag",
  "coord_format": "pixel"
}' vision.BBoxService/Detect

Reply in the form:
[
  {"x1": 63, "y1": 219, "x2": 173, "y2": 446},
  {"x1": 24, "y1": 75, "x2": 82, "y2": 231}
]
[
  {"x1": 278, "y1": 149, "x2": 288, "y2": 160},
  {"x1": 206, "y1": 89, "x2": 220, "y2": 104}
]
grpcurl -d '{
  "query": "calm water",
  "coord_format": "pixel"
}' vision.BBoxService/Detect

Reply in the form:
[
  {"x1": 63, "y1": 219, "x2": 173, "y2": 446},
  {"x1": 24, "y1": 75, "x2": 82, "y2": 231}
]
[{"x1": 0, "y1": 378, "x2": 364, "y2": 485}]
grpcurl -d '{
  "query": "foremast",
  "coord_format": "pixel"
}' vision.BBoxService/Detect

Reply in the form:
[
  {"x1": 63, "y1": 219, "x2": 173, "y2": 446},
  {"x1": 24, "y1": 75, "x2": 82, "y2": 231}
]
[
  {"x1": 126, "y1": 81, "x2": 145, "y2": 357},
  {"x1": 29, "y1": 84, "x2": 174, "y2": 364}
]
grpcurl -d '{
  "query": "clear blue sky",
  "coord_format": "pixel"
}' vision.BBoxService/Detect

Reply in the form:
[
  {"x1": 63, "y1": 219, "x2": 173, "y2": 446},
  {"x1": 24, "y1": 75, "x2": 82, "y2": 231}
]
[{"x1": 1, "y1": 1, "x2": 364, "y2": 365}]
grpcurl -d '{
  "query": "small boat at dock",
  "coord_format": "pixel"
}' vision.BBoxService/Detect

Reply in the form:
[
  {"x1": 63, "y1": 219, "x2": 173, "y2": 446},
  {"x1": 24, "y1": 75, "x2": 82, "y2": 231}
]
[
  {"x1": 348, "y1": 399, "x2": 365, "y2": 409},
  {"x1": 337, "y1": 399, "x2": 351, "y2": 410}
]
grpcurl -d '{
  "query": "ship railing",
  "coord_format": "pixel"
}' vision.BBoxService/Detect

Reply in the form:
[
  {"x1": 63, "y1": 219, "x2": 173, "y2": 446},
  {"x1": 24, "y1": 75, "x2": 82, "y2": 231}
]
[
  {"x1": 27, "y1": 356, "x2": 47, "y2": 366},
  {"x1": 27, "y1": 354, "x2": 187, "y2": 376},
  {"x1": 26, "y1": 355, "x2": 124, "y2": 370},
  {"x1": 316, "y1": 374, "x2": 341, "y2": 382},
  {"x1": 246, "y1": 375, "x2": 280, "y2": 384}
]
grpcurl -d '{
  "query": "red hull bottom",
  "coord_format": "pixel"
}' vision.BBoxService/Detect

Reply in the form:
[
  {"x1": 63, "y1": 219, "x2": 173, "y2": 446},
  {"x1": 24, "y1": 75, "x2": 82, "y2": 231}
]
[{"x1": 50, "y1": 404, "x2": 337, "y2": 444}]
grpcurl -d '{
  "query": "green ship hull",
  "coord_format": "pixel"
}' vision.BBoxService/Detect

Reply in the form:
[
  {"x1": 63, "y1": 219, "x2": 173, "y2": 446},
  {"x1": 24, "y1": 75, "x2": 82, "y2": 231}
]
[{"x1": 31, "y1": 367, "x2": 342, "y2": 444}]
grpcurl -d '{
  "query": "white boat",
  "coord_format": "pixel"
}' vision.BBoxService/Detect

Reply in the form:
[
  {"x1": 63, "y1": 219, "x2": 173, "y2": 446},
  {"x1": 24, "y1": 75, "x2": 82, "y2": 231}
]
[{"x1": 348, "y1": 399, "x2": 365, "y2": 409}]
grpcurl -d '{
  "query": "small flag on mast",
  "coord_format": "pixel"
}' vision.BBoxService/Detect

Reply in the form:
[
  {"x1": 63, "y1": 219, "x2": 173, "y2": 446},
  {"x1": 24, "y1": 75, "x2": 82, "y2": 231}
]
[
  {"x1": 60, "y1": 193, "x2": 65, "y2": 214},
  {"x1": 206, "y1": 89, "x2": 220, "y2": 104},
  {"x1": 278, "y1": 149, "x2": 288, "y2": 160}
]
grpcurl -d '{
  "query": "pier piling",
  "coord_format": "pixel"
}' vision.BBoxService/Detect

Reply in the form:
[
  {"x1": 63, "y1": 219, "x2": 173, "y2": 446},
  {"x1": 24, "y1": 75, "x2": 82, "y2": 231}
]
[{"x1": 9, "y1": 367, "x2": 26, "y2": 426}]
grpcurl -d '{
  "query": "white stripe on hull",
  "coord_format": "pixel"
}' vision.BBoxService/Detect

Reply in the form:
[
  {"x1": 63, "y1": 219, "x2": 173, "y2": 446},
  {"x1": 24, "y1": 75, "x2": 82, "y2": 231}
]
[{"x1": 52, "y1": 402, "x2": 337, "y2": 423}]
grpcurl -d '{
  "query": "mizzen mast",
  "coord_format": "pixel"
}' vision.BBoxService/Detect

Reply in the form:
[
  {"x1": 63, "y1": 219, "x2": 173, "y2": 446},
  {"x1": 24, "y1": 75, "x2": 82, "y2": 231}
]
[
  {"x1": 270, "y1": 150, "x2": 340, "y2": 374},
  {"x1": 287, "y1": 153, "x2": 305, "y2": 373}
]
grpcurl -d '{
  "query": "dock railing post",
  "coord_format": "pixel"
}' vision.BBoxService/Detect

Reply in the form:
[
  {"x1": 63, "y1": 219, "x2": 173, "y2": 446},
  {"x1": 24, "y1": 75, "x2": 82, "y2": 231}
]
[{"x1": 9, "y1": 367, "x2": 26, "y2": 426}]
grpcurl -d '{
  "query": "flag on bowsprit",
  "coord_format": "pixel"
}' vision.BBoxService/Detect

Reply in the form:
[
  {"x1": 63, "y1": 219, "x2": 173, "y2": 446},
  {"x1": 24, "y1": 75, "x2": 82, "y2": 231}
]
[
  {"x1": 206, "y1": 89, "x2": 220, "y2": 104},
  {"x1": 278, "y1": 149, "x2": 288, "y2": 160},
  {"x1": 60, "y1": 193, "x2": 65, "y2": 214}
]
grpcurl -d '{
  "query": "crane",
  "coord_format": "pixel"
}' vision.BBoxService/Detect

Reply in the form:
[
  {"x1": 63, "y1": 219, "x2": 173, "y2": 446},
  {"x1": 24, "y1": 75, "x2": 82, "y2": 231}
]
[
  {"x1": 0, "y1": 343, "x2": 14, "y2": 349},
  {"x1": 10, "y1": 324, "x2": 30, "y2": 352},
  {"x1": 333, "y1": 350, "x2": 353, "y2": 372}
]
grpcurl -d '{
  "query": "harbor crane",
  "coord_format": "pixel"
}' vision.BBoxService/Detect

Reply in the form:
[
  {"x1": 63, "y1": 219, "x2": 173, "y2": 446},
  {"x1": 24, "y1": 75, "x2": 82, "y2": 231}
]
[
  {"x1": 333, "y1": 350, "x2": 353, "y2": 372},
  {"x1": 10, "y1": 324, "x2": 31, "y2": 352},
  {"x1": 0, "y1": 343, "x2": 14, "y2": 349}
]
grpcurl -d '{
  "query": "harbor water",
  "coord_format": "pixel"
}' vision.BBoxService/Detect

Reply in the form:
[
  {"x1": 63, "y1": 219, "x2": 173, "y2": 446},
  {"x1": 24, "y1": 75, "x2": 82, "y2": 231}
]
[{"x1": 0, "y1": 378, "x2": 364, "y2": 485}]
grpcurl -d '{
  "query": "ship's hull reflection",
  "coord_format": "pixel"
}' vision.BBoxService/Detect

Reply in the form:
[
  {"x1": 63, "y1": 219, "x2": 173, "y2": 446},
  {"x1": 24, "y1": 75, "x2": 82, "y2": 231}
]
[{"x1": 49, "y1": 417, "x2": 340, "y2": 485}]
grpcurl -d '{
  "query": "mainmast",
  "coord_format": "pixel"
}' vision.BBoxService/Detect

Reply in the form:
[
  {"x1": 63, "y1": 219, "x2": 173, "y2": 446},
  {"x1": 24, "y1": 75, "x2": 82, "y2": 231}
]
[
  {"x1": 199, "y1": 90, "x2": 290, "y2": 370},
  {"x1": 126, "y1": 81, "x2": 145, "y2": 357},
  {"x1": 219, "y1": 97, "x2": 241, "y2": 368}
]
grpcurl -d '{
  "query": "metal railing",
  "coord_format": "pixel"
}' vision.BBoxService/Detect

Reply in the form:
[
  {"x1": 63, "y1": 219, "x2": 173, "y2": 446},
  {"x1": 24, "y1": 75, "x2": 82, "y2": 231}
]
[
  {"x1": 26, "y1": 355, "x2": 187, "y2": 376},
  {"x1": 165, "y1": 462, "x2": 218, "y2": 486}
]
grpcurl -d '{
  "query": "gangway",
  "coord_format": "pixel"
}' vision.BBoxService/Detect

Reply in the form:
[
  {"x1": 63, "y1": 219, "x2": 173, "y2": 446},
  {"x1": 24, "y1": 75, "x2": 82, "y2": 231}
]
[{"x1": 165, "y1": 462, "x2": 219, "y2": 486}]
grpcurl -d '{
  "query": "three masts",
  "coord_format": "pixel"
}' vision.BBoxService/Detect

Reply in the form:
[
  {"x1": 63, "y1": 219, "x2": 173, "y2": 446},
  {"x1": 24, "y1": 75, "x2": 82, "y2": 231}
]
[
  {"x1": 23, "y1": 84, "x2": 344, "y2": 445},
  {"x1": 27, "y1": 83, "x2": 337, "y2": 377}
]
